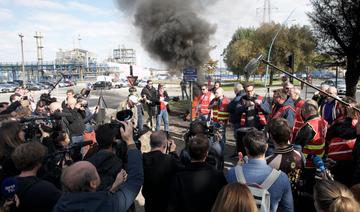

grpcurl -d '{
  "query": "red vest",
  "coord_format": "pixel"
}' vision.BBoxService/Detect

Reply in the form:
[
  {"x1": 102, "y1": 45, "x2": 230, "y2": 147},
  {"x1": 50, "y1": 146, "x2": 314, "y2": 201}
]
[
  {"x1": 292, "y1": 99, "x2": 305, "y2": 142},
  {"x1": 302, "y1": 117, "x2": 328, "y2": 168},
  {"x1": 212, "y1": 97, "x2": 230, "y2": 124},
  {"x1": 328, "y1": 118, "x2": 357, "y2": 161},
  {"x1": 198, "y1": 92, "x2": 212, "y2": 115},
  {"x1": 240, "y1": 95, "x2": 267, "y2": 127},
  {"x1": 270, "y1": 104, "x2": 294, "y2": 119}
]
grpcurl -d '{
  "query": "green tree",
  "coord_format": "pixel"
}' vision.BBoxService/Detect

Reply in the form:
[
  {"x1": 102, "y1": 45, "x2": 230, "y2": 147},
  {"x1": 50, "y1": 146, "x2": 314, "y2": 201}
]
[
  {"x1": 308, "y1": 0, "x2": 360, "y2": 98},
  {"x1": 224, "y1": 23, "x2": 317, "y2": 84}
]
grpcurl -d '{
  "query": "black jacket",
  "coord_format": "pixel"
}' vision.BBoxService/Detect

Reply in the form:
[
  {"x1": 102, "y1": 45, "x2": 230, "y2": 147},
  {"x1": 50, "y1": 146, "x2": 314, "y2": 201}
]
[
  {"x1": 141, "y1": 86, "x2": 157, "y2": 106},
  {"x1": 14, "y1": 176, "x2": 62, "y2": 212},
  {"x1": 63, "y1": 107, "x2": 85, "y2": 136},
  {"x1": 142, "y1": 151, "x2": 184, "y2": 212},
  {"x1": 54, "y1": 147, "x2": 143, "y2": 212},
  {"x1": 167, "y1": 162, "x2": 227, "y2": 212},
  {"x1": 153, "y1": 91, "x2": 170, "y2": 114},
  {"x1": 87, "y1": 150, "x2": 123, "y2": 191}
]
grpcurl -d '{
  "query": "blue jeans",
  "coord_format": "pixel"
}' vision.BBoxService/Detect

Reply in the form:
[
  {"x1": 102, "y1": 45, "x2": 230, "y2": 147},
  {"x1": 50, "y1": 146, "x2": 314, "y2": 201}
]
[{"x1": 156, "y1": 109, "x2": 169, "y2": 131}]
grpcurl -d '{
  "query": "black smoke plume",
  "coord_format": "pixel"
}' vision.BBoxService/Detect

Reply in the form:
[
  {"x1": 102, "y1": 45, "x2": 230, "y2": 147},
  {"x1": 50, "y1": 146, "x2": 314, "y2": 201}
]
[{"x1": 116, "y1": 0, "x2": 216, "y2": 69}]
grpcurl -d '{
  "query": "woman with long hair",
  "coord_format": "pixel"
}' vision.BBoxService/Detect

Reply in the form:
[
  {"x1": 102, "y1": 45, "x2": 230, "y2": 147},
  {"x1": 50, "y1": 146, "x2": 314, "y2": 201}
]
[
  {"x1": 314, "y1": 180, "x2": 360, "y2": 212},
  {"x1": 0, "y1": 121, "x2": 25, "y2": 181},
  {"x1": 212, "y1": 183, "x2": 258, "y2": 212}
]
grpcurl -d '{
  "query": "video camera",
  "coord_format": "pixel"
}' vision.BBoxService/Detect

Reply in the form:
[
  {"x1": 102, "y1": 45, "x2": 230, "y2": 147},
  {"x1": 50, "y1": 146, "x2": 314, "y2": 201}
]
[
  {"x1": 39, "y1": 93, "x2": 57, "y2": 106},
  {"x1": 19, "y1": 115, "x2": 63, "y2": 142},
  {"x1": 109, "y1": 109, "x2": 142, "y2": 160}
]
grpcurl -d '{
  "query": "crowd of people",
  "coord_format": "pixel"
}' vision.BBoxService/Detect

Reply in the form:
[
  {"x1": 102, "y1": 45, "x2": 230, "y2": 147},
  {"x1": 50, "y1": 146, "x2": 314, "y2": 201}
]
[{"x1": 0, "y1": 78, "x2": 360, "y2": 212}]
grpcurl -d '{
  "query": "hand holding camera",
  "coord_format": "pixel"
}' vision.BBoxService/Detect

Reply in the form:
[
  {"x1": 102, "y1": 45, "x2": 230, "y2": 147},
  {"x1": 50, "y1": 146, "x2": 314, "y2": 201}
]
[{"x1": 119, "y1": 121, "x2": 134, "y2": 145}]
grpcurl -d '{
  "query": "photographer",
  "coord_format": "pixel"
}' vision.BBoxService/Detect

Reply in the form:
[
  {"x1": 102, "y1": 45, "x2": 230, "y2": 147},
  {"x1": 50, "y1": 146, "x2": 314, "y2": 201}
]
[
  {"x1": 86, "y1": 124, "x2": 124, "y2": 191},
  {"x1": 11, "y1": 141, "x2": 62, "y2": 212},
  {"x1": 63, "y1": 98, "x2": 85, "y2": 144},
  {"x1": 54, "y1": 121, "x2": 143, "y2": 212},
  {"x1": 142, "y1": 131, "x2": 184, "y2": 212},
  {"x1": 78, "y1": 98, "x2": 98, "y2": 144}
]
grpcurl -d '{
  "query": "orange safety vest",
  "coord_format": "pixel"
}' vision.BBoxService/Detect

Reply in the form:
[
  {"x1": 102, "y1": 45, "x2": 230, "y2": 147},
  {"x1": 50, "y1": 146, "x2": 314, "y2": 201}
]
[
  {"x1": 270, "y1": 104, "x2": 294, "y2": 119},
  {"x1": 212, "y1": 97, "x2": 230, "y2": 124},
  {"x1": 198, "y1": 92, "x2": 212, "y2": 115},
  {"x1": 301, "y1": 117, "x2": 328, "y2": 168},
  {"x1": 327, "y1": 118, "x2": 357, "y2": 161},
  {"x1": 292, "y1": 99, "x2": 305, "y2": 142},
  {"x1": 240, "y1": 95, "x2": 267, "y2": 127}
]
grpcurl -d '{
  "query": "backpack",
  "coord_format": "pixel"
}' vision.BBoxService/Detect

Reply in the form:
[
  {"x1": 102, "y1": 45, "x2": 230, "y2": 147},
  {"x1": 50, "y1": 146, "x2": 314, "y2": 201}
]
[{"x1": 234, "y1": 165, "x2": 281, "y2": 212}]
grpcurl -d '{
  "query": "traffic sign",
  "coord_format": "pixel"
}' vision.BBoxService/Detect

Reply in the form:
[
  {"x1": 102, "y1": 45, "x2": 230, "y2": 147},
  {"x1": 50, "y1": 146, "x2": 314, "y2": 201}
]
[{"x1": 183, "y1": 68, "x2": 197, "y2": 82}]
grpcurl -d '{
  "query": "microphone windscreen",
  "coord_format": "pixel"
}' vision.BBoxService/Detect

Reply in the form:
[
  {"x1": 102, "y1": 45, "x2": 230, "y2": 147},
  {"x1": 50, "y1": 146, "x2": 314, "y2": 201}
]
[{"x1": 1, "y1": 177, "x2": 17, "y2": 199}]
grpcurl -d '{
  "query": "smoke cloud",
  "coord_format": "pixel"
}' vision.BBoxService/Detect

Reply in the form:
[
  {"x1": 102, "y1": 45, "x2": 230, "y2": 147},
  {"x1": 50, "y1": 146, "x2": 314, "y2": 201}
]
[{"x1": 116, "y1": 0, "x2": 217, "y2": 69}]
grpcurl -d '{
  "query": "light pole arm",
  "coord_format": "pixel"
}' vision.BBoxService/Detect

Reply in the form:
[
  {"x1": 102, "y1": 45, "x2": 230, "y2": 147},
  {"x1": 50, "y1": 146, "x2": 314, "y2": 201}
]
[{"x1": 264, "y1": 9, "x2": 295, "y2": 86}]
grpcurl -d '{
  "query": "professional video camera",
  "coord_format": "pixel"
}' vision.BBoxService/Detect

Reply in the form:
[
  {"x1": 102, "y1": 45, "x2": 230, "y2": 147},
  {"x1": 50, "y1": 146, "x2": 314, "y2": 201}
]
[
  {"x1": 39, "y1": 93, "x2": 57, "y2": 106},
  {"x1": 109, "y1": 109, "x2": 142, "y2": 161},
  {"x1": 19, "y1": 115, "x2": 63, "y2": 142}
]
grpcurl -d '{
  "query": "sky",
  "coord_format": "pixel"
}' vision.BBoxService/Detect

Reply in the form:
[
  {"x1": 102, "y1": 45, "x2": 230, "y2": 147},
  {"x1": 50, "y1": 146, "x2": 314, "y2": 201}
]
[{"x1": 0, "y1": 0, "x2": 312, "y2": 69}]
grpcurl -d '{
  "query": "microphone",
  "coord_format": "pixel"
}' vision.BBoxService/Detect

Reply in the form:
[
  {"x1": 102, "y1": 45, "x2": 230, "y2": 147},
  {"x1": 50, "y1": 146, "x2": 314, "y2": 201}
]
[
  {"x1": 68, "y1": 140, "x2": 93, "y2": 149},
  {"x1": 1, "y1": 177, "x2": 17, "y2": 199},
  {"x1": 312, "y1": 155, "x2": 325, "y2": 172},
  {"x1": 312, "y1": 155, "x2": 334, "y2": 181}
]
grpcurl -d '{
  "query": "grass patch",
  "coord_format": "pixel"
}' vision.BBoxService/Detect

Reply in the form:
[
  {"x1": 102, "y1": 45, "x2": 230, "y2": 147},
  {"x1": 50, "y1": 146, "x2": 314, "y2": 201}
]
[{"x1": 169, "y1": 99, "x2": 190, "y2": 113}]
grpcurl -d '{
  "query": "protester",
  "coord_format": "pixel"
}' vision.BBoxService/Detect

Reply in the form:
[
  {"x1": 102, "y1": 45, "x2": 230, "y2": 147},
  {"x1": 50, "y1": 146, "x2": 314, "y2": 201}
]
[
  {"x1": 325, "y1": 97, "x2": 357, "y2": 186},
  {"x1": 270, "y1": 89, "x2": 295, "y2": 128},
  {"x1": 314, "y1": 180, "x2": 360, "y2": 212},
  {"x1": 227, "y1": 129, "x2": 293, "y2": 212},
  {"x1": 266, "y1": 118, "x2": 303, "y2": 201},
  {"x1": 236, "y1": 83, "x2": 270, "y2": 155},
  {"x1": 141, "y1": 80, "x2": 157, "y2": 131},
  {"x1": 312, "y1": 83, "x2": 330, "y2": 106},
  {"x1": 211, "y1": 81, "x2": 221, "y2": 94},
  {"x1": 53, "y1": 121, "x2": 143, "y2": 212},
  {"x1": 167, "y1": 134, "x2": 227, "y2": 212},
  {"x1": 291, "y1": 87, "x2": 305, "y2": 140},
  {"x1": 11, "y1": 142, "x2": 62, "y2": 212},
  {"x1": 211, "y1": 183, "x2": 257, "y2": 212},
  {"x1": 129, "y1": 87, "x2": 144, "y2": 132},
  {"x1": 209, "y1": 87, "x2": 230, "y2": 152},
  {"x1": 142, "y1": 131, "x2": 184, "y2": 212},
  {"x1": 196, "y1": 84, "x2": 214, "y2": 121},
  {"x1": 293, "y1": 99, "x2": 327, "y2": 195},
  {"x1": 320, "y1": 86, "x2": 339, "y2": 125},
  {"x1": 180, "y1": 79, "x2": 188, "y2": 100},
  {"x1": 154, "y1": 84, "x2": 170, "y2": 132}
]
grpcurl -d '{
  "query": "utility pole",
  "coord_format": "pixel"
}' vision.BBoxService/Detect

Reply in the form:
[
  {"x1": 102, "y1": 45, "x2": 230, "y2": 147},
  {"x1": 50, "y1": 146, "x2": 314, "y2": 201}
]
[
  {"x1": 77, "y1": 35, "x2": 83, "y2": 80},
  {"x1": 34, "y1": 31, "x2": 44, "y2": 81},
  {"x1": 18, "y1": 33, "x2": 26, "y2": 86}
]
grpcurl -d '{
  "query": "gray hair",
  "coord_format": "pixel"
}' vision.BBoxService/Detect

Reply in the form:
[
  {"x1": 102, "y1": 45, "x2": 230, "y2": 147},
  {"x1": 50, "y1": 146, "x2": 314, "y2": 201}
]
[{"x1": 234, "y1": 83, "x2": 243, "y2": 92}]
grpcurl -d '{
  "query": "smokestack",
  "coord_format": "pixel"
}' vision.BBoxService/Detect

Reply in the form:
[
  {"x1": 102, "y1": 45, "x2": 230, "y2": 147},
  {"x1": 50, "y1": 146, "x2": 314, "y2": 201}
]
[{"x1": 116, "y1": 0, "x2": 216, "y2": 72}]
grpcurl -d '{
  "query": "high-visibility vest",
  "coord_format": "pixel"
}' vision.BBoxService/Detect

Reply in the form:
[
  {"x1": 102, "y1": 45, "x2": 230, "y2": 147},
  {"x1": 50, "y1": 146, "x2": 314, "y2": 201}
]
[
  {"x1": 328, "y1": 118, "x2": 357, "y2": 161},
  {"x1": 198, "y1": 92, "x2": 212, "y2": 115},
  {"x1": 301, "y1": 117, "x2": 328, "y2": 168},
  {"x1": 292, "y1": 99, "x2": 305, "y2": 142},
  {"x1": 240, "y1": 95, "x2": 267, "y2": 127},
  {"x1": 212, "y1": 97, "x2": 230, "y2": 124},
  {"x1": 270, "y1": 104, "x2": 294, "y2": 119}
]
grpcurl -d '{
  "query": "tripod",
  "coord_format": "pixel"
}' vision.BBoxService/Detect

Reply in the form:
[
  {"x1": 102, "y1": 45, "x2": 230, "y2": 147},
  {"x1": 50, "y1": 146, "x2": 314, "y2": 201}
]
[{"x1": 96, "y1": 88, "x2": 108, "y2": 125}]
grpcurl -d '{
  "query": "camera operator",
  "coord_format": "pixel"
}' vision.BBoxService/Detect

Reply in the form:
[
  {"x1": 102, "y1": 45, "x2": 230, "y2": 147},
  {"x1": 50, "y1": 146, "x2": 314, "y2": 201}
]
[
  {"x1": 62, "y1": 98, "x2": 85, "y2": 144},
  {"x1": 0, "y1": 121, "x2": 25, "y2": 182},
  {"x1": 32, "y1": 100, "x2": 48, "y2": 116},
  {"x1": 53, "y1": 121, "x2": 143, "y2": 212},
  {"x1": 142, "y1": 131, "x2": 184, "y2": 212},
  {"x1": 86, "y1": 124, "x2": 124, "y2": 191},
  {"x1": 10, "y1": 141, "x2": 62, "y2": 212},
  {"x1": 118, "y1": 95, "x2": 138, "y2": 129},
  {"x1": 77, "y1": 98, "x2": 98, "y2": 144}
]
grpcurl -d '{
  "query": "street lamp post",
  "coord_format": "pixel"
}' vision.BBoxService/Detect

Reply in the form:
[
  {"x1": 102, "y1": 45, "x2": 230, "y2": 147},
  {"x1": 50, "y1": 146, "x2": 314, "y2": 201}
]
[
  {"x1": 264, "y1": 9, "x2": 295, "y2": 86},
  {"x1": 18, "y1": 33, "x2": 26, "y2": 86}
]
